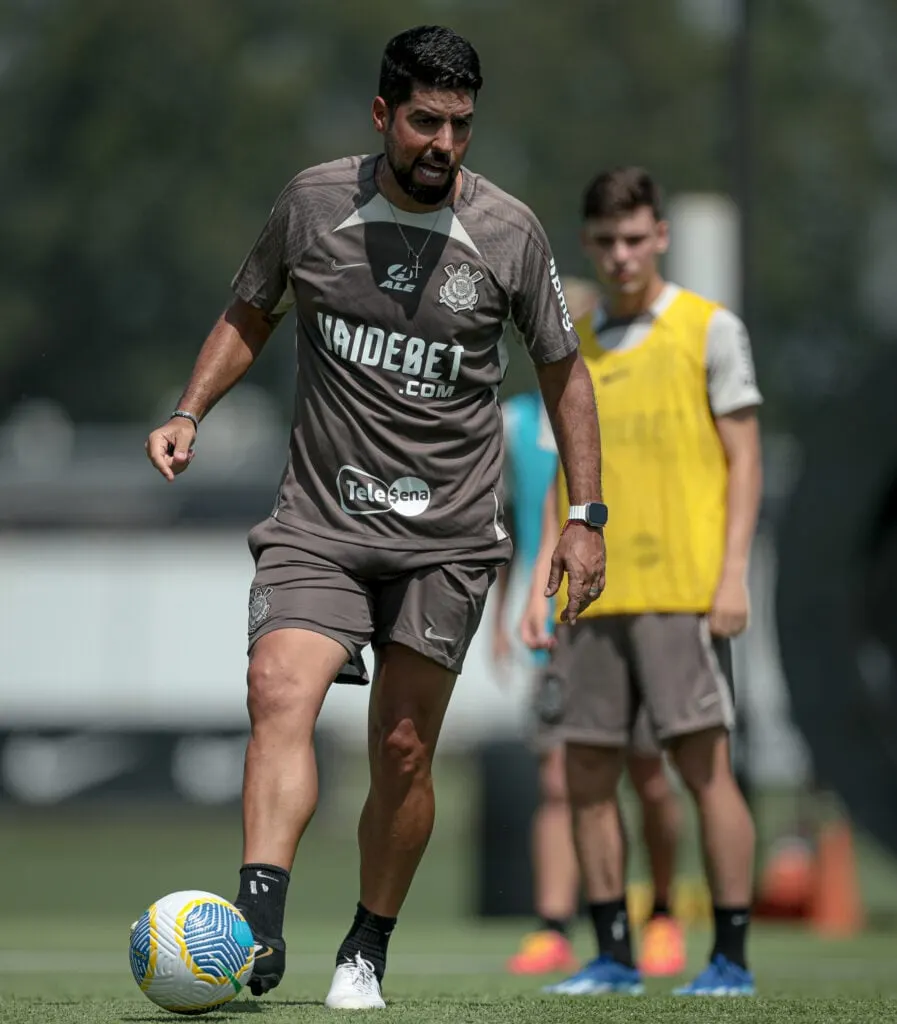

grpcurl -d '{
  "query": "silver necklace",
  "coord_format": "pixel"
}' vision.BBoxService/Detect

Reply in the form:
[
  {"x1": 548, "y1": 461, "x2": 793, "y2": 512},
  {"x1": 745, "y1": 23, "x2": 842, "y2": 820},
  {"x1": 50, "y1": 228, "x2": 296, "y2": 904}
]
[
  {"x1": 378, "y1": 159, "x2": 449, "y2": 278},
  {"x1": 385, "y1": 200, "x2": 445, "y2": 278}
]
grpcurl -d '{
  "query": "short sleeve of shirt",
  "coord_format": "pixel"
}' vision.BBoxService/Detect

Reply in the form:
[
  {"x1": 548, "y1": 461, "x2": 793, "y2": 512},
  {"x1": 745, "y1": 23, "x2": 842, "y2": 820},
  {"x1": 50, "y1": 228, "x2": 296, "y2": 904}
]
[
  {"x1": 706, "y1": 308, "x2": 763, "y2": 415},
  {"x1": 231, "y1": 183, "x2": 296, "y2": 316},
  {"x1": 509, "y1": 222, "x2": 579, "y2": 366}
]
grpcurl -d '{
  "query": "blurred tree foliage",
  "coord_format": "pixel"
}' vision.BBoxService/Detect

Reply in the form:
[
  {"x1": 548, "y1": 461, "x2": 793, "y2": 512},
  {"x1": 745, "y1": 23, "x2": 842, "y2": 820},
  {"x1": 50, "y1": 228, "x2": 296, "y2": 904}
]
[{"x1": 1, "y1": 0, "x2": 896, "y2": 425}]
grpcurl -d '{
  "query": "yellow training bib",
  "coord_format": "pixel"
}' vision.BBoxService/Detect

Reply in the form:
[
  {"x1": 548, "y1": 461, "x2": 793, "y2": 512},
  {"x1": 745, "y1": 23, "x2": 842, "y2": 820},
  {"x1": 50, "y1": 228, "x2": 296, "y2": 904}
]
[{"x1": 557, "y1": 287, "x2": 727, "y2": 617}]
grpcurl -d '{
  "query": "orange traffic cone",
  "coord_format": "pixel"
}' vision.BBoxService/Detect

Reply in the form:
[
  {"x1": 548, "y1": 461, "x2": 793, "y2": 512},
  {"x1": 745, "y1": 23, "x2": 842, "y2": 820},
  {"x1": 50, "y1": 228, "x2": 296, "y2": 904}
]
[
  {"x1": 755, "y1": 838, "x2": 815, "y2": 920},
  {"x1": 810, "y1": 819, "x2": 864, "y2": 937}
]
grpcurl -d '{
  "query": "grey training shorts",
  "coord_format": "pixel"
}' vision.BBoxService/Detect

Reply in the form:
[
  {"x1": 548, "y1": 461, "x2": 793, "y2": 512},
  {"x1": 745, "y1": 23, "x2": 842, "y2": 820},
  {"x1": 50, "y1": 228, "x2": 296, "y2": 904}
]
[
  {"x1": 530, "y1": 661, "x2": 663, "y2": 756},
  {"x1": 246, "y1": 516, "x2": 498, "y2": 673},
  {"x1": 535, "y1": 613, "x2": 735, "y2": 749}
]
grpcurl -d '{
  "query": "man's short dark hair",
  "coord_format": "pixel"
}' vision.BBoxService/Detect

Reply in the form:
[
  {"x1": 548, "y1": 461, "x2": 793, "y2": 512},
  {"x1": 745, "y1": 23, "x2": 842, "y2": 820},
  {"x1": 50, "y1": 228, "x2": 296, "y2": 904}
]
[
  {"x1": 379, "y1": 26, "x2": 483, "y2": 110},
  {"x1": 582, "y1": 167, "x2": 663, "y2": 221}
]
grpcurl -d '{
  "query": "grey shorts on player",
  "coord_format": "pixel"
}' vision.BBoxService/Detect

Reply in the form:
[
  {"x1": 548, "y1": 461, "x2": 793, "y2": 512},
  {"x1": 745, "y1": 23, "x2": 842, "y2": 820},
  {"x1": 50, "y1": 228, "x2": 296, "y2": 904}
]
[
  {"x1": 530, "y1": 663, "x2": 662, "y2": 757},
  {"x1": 245, "y1": 516, "x2": 497, "y2": 673},
  {"x1": 534, "y1": 613, "x2": 735, "y2": 750}
]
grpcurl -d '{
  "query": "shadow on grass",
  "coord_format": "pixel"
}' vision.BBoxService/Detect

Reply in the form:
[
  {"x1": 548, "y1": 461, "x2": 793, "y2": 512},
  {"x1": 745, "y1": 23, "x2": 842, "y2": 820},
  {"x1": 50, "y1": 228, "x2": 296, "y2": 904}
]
[{"x1": 121, "y1": 1000, "x2": 324, "y2": 1020}]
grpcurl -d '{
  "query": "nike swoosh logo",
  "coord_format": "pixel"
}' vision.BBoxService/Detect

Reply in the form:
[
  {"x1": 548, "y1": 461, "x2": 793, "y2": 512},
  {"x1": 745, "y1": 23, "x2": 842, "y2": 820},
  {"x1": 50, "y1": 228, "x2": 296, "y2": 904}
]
[
  {"x1": 424, "y1": 625, "x2": 453, "y2": 642},
  {"x1": 330, "y1": 259, "x2": 366, "y2": 271},
  {"x1": 253, "y1": 944, "x2": 276, "y2": 960},
  {"x1": 256, "y1": 871, "x2": 280, "y2": 882}
]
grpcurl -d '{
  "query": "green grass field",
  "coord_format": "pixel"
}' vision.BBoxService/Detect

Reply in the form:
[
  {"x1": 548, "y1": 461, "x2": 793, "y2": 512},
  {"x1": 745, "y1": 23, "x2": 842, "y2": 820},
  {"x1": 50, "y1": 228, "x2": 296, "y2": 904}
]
[
  {"x1": 2, "y1": 752, "x2": 897, "y2": 1023},
  {"x1": 4, "y1": 920, "x2": 897, "y2": 1023}
]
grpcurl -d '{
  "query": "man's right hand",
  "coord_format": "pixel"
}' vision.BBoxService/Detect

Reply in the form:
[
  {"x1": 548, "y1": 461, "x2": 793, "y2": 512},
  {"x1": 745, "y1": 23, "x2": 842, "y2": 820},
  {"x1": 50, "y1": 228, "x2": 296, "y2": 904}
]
[
  {"x1": 520, "y1": 592, "x2": 554, "y2": 651},
  {"x1": 145, "y1": 417, "x2": 197, "y2": 482}
]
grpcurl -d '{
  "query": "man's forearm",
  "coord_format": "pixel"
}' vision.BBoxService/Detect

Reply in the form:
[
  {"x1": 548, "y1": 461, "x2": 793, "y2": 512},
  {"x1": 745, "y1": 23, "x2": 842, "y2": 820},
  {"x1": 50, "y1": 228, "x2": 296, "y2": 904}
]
[
  {"x1": 536, "y1": 353, "x2": 602, "y2": 503},
  {"x1": 176, "y1": 299, "x2": 275, "y2": 420},
  {"x1": 717, "y1": 413, "x2": 763, "y2": 580},
  {"x1": 721, "y1": 449, "x2": 762, "y2": 579}
]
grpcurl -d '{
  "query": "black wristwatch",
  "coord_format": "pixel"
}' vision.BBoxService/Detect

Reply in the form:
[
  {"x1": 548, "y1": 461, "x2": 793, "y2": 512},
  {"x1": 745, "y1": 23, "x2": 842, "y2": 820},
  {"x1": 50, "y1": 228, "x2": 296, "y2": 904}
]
[{"x1": 567, "y1": 502, "x2": 608, "y2": 529}]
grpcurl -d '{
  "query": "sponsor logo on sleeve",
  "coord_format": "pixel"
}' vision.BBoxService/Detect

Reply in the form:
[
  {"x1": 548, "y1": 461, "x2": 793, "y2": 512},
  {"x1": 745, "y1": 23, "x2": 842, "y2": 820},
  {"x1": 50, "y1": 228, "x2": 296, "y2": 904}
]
[{"x1": 549, "y1": 258, "x2": 573, "y2": 332}]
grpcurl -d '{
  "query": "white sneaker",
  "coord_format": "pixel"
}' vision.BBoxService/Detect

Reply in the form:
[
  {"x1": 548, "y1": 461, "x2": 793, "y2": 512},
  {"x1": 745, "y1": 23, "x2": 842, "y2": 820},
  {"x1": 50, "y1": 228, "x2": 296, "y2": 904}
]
[{"x1": 324, "y1": 952, "x2": 386, "y2": 1010}]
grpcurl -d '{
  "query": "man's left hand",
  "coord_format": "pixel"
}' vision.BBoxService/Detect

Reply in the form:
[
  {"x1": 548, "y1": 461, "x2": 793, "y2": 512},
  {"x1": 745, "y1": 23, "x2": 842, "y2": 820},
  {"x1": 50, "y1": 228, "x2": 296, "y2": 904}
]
[
  {"x1": 546, "y1": 522, "x2": 606, "y2": 625},
  {"x1": 709, "y1": 571, "x2": 750, "y2": 637}
]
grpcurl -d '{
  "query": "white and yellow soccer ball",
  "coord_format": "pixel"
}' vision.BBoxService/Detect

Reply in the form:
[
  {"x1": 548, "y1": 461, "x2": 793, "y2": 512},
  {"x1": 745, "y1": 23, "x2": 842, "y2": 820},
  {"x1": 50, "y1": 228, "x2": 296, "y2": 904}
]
[{"x1": 129, "y1": 890, "x2": 255, "y2": 1014}]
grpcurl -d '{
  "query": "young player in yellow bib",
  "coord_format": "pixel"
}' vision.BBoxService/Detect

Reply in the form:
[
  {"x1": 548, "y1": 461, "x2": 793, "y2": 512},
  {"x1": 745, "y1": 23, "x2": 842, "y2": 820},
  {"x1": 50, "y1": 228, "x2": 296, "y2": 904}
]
[
  {"x1": 522, "y1": 167, "x2": 763, "y2": 996},
  {"x1": 496, "y1": 280, "x2": 686, "y2": 980}
]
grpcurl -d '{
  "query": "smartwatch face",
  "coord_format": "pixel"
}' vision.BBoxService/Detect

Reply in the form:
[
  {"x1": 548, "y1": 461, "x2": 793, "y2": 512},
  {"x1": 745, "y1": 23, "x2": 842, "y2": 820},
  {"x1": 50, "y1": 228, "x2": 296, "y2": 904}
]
[{"x1": 586, "y1": 503, "x2": 608, "y2": 527}]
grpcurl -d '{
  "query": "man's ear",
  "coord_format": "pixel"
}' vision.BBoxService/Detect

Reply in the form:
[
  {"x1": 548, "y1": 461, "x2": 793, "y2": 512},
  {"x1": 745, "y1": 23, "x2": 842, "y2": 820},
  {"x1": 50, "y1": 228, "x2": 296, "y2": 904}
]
[{"x1": 372, "y1": 96, "x2": 390, "y2": 134}]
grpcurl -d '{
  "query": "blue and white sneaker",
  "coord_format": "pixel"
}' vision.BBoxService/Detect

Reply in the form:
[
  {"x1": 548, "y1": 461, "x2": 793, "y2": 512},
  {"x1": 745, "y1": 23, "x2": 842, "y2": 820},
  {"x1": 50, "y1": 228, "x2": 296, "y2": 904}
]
[
  {"x1": 673, "y1": 954, "x2": 756, "y2": 996},
  {"x1": 542, "y1": 954, "x2": 644, "y2": 995}
]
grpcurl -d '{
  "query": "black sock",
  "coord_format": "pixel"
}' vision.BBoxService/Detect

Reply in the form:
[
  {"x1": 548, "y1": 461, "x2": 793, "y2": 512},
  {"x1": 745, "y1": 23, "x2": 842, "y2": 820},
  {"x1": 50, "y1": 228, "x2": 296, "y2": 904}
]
[
  {"x1": 539, "y1": 917, "x2": 569, "y2": 937},
  {"x1": 651, "y1": 899, "x2": 671, "y2": 919},
  {"x1": 234, "y1": 863, "x2": 290, "y2": 940},
  {"x1": 712, "y1": 905, "x2": 750, "y2": 968},
  {"x1": 588, "y1": 898, "x2": 633, "y2": 967},
  {"x1": 336, "y1": 903, "x2": 396, "y2": 982}
]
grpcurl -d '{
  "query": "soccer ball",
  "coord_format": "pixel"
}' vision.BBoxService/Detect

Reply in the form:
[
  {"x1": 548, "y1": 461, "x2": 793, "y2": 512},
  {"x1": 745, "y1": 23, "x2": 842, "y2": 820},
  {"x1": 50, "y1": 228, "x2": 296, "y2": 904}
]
[{"x1": 129, "y1": 890, "x2": 255, "y2": 1014}]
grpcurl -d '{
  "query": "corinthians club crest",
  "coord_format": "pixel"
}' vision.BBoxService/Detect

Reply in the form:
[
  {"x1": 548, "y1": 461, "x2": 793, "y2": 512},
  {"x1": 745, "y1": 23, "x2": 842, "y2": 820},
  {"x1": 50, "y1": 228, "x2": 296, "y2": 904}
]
[
  {"x1": 248, "y1": 586, "x2": 273, "y2": 634},
  {"x1": 439, "y1": 263, "x2": 484, "y2": 313}
]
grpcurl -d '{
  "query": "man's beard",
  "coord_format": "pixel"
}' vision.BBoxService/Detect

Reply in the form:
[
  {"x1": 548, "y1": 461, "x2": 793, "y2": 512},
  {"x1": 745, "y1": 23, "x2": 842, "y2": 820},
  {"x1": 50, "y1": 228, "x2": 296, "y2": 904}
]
[{"x1": 385, "y1": 141, "x2": 457, "y2": 206}]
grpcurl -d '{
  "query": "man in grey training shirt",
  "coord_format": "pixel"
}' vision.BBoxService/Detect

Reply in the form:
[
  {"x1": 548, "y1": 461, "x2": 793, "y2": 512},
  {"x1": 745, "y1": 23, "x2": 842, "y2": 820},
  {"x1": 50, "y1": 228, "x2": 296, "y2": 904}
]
[{"x1": 145, "y1": 25, "x2": 606, "y2": 1009}]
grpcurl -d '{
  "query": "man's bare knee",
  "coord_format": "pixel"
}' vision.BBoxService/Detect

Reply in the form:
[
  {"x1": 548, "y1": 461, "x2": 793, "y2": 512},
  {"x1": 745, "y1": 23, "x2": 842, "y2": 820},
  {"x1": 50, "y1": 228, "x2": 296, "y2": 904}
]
[
  {"x1": 378, "y1": 716, "x2": 430, "y2": 779},
  {"x1": 539, "y1": 746, "x2": 568, "y2": 804},
  {"x1": 248, "y1": 654, "x2": 298, "y2": 722},
  {"x1": 565, "y1": 742, "x2": 625, "y2": 806},
  {"x1": 628, "y1": 754, "x2": 671, "y2": 805},
  {"x1": 668, "y1": 727, "x2": 731, "y2": 795},
  {"x1": 246, "y1": 631, "x2": 342, "y2": 730},
  {"x1": 370, "y1": 643, "x2": 455, "y2": 782}
]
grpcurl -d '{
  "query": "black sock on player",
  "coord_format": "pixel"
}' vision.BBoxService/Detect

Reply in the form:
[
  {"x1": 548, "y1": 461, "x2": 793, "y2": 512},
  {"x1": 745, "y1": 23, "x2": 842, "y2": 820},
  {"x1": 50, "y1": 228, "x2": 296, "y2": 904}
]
[
  {"x1": 235, "y1": 863, "x2": 290, "y2": 940},
  {"x1": 335, "y1": 903, "x2": 397, "y2": 983},
  {"x1": 234, "y1": 864, "x2": 290, "y2": 996}
]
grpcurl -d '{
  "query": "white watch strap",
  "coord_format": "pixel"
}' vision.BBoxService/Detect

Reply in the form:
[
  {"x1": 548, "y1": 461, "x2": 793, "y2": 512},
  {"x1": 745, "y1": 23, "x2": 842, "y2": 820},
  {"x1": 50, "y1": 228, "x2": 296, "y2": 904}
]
[{"x1": 568, "y1": 504, "x2": 587, "y2": 520}]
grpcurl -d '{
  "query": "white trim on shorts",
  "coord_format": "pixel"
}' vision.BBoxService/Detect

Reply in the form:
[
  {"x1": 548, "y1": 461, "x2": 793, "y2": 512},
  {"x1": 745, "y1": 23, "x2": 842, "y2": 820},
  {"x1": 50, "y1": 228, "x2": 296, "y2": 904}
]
[{"x1": 698, "y1": 615, "x2": 736, "y2": 730}]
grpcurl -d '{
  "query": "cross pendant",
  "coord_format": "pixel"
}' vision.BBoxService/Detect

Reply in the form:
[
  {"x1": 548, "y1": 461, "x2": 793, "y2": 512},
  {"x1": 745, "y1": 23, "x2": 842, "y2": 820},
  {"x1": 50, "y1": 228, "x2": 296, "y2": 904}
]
[{"x1": 412, "y1": 254, "x2": 422, "y2": 278}]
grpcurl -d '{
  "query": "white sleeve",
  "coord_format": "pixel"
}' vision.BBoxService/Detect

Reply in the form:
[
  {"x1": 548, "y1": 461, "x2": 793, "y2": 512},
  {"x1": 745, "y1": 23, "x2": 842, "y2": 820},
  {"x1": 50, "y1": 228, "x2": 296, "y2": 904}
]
[
  {"x1": 706, "y1": 308, "x2": 763, "y2": 416},
  {"x1": 536, "y1": 401, "x2": 558, "y2": 452}
]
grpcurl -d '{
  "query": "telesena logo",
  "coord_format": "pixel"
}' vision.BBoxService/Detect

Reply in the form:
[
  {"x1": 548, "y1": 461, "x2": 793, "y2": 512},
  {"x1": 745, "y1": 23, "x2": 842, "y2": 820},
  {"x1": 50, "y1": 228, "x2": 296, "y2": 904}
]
[{"x1": 338, "y1": 465, "x2": 431, "y2": 518}]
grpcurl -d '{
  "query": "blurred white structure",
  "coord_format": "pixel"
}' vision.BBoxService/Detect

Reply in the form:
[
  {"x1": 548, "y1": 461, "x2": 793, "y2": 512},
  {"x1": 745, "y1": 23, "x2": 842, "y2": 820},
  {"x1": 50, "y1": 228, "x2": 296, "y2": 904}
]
[
  {"x1": 667, "y1": 192, "x2": 741, "y2": 313},
  {"x1": 0, "y1": 521, "x2": 809, "y2": 785}
]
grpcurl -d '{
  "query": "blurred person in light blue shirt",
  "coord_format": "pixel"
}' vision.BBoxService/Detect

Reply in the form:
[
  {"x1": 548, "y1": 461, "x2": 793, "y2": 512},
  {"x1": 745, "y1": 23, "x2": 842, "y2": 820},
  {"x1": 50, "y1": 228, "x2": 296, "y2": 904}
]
[{"x1": 491, "y1": 279, "x2": 600, "y2": 976}]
